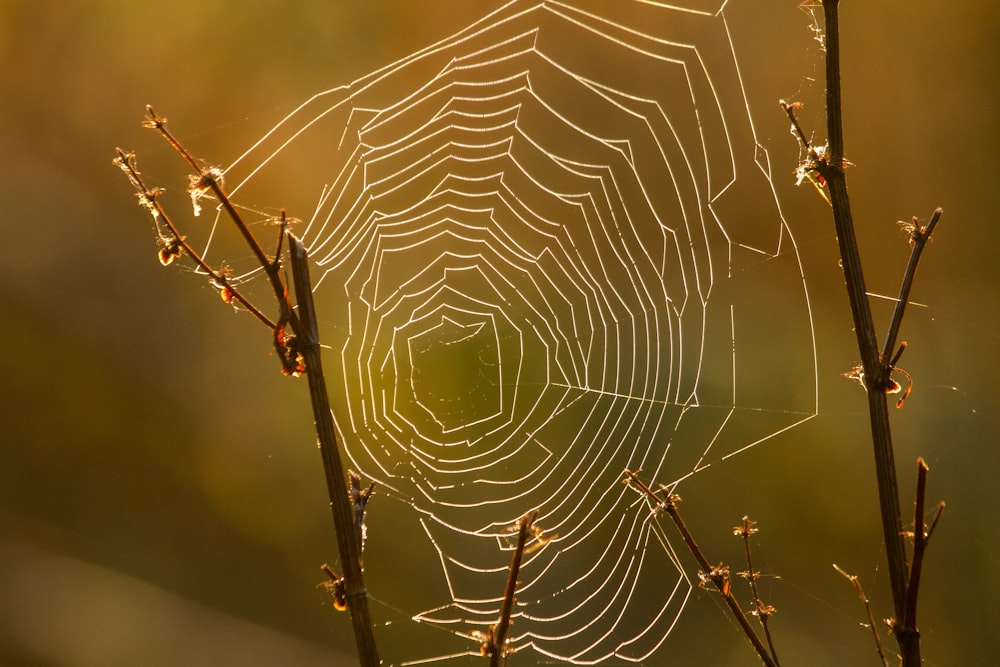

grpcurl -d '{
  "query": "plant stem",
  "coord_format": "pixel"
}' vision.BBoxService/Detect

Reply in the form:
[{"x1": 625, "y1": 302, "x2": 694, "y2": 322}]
[
  {"x1": 808, "y1": 3, "x2": 945, "y2": 664},
  {"x1": 622, "y1": 471, "x2": 776, "y2": 667},
  {"x1": 739, "y1": 518, "x2": 779, "y2": 666},
  {"x1": 882, "y1": 209, "x2": 943, "y2": 362},
  {"x1": 113, "y1": 149, "x2": 278, "y2": 330},
  {"x1": 662, "y1": 498, "x2": 775, "y2": 667},
  {"x1": 833, "y1": 564, "x2": 889, "y2": 667},
  {"x1": 818, "y1": 1, "x2": 911, "y2": 637},
  {"x1": 289, "y1": 235, "x2": 381, "y2": 667},
  {"x1": 901, "y1": 459, "x2": 944, "y2": 659},
  {"x1": 488, "y1": 510, "x2": 538, "y2": 667}
]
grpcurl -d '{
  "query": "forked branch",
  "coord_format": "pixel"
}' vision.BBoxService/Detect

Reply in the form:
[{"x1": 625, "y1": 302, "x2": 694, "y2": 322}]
[
  {"x1": 882, "y1": 209, "x2": 943, "y2": 363},
  {"x1": 115, "y1": 113, "x2": 380, "y2": 666},
  {"x1": 902, "y1": 458, "x2": 945, "y2": 638},
  {"x1": 782, "y1": 2, "x2": 943, "y2": 665},
  {"x1": 623, "y1": 471, "x2": 779, "y2": 667}
]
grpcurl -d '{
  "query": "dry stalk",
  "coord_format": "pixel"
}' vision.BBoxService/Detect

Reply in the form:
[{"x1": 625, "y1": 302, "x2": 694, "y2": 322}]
[
  {"x1": 115, "y1": 113, "x2": 380, "y2": 667},
  {"x1": 781, "y1": 3, "x2": 944, "y2": 664}
]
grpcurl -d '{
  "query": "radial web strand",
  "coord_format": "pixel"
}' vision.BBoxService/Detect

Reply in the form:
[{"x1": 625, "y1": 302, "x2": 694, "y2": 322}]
[{"x1": 213, "y1": 1, "x2": 819, "y2": 663}]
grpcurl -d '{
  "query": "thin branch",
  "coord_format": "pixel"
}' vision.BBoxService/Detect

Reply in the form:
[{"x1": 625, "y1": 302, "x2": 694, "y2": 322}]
[
  {"x1": 142, "y1": 106, "x2": 295, "y2": 335},
  {"x1": 736, "y1": 517, "x2": 779, "y2": 666},
  {"x1": 881, "y1": 208, "x2": 944, "y2": 362},
  {"x1": 833, "y1": 564, "x2": 890, "y2": 667},
  {"x1": 815, "y1": 5, "x2": 913, "y2": 654},
  {"x1": 119, "y1": 108, "x2": 377, "y2": 663},
  {"x1": 623, "y1": 471, "x2": 777, "y2": 667},
  {"x1": 780, "y1": 101, "x2": 818, "y2": 157},
  {"x1": 902, "y1": 458, "x2": 944, "y2": 635},
  {"x1": 485, "y1": 510, "x2": 539, "y2": 666},
  {"x1": 816, "y1": 3, "x2": 883, "y2": 382},
  {"x1": 120, "y1": 111, "x2": 307, "y2": 376},
  {"x1": 782, "y1": 3, "x2": 943, "y2": 665},
  {"x1": 289, "y1": 235, "x2": 381, "y2": 667},
  {"x1": 113, "y1": 148, "x2": 277, "y2": 330}
]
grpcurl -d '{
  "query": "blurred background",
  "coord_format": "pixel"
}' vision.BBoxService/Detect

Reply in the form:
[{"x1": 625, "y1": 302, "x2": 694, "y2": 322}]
[{"x1": 1, "y1": 1, "x2": 997, "y2": 665}]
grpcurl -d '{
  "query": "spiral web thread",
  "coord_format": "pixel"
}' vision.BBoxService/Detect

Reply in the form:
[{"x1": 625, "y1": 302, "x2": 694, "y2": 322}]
[{"x1": 219, "y1": 1, "x2": 818, "y2": 663}]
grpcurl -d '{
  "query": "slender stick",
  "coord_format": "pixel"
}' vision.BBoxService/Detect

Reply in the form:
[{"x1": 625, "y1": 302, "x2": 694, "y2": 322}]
[
  {"x1": 662, "y1": 498, "x2": 774, "y2": 667},
  {"x1": 487, "y1": 510, "x2": 538, "y2": 667},
  {"x1": 881, "y1": 208, "x2": 943, "y2": 362},
  {"x1": 623, "y1": 471, "x2": 777, "y2": 667},
  {"x1": 782, "y1": 91, "x2": 911, "y2": 627},
  {"x1": 833, "y1": 564, "x2": 890, "y2": 667},
  {"x1": 143, "y1": 107, "x2": 292, "y2": 327},
  {"x1": 784, "y1": 3, "x2": 944, "y2": 664},
  {"x1": 119, "y1": 112, "x2": 377, "y2": 663},
  {"x1": 817, "y1": 2, "x2": 911, "y2": 649},
  {"x1": 289, "y1": 235, "x2": 381, "y2": 667},
  {"x1": 902, "y1": 459, "x2": 944, "y2": 637},
  {"x1": 113, "y1": 149, "x2": 278, "y2": 330},
  {"x1": 738, "y1": 517, "x2": 779, "y2": 666}
]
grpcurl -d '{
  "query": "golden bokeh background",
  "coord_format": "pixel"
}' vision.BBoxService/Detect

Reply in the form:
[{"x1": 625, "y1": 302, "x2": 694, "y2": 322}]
[{"x1": 1, "y1": 2, "x2": 997, "y2": 665}]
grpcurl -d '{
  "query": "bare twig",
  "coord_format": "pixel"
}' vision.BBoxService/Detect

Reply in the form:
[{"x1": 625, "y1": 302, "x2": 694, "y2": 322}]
[
  {"x1": 113, "y1": 149, "x2": 278, "y2": 330},
  {"x1": 736, "y1": 517, "x2": 779, "y2": 666},
  {"x1": 882, "y1": 209, "x2": 944, "y2": 363},
  {"x1": 833, "y1": 564, "x2": 890, "y2": 667},
  {"x1": 141, "y1": 107, "x2": 279, "y2": 290},
  {"x1": 781, "y1": 3, "x2": 944, "y2": 664},
  {"x1": 902, "y1": 458, "x2": 945, "y2": 636},
  {"x1": 289, "y1": 235, "x2": 381, "y2": 667},
  {"x1": 141, "y1": 106, "x2": 306, "y2": 372},
  {"x1": 482, "y1": 510, "x2": 539, "y2": 666},
  {"x1": 623, "y1": 471, "x2": 777, "y2": 667},
  {"x1": 116, "y1": 114, "x2": 306, "y2": 376},
  {"x1": 117, "y1": 114, "x2": 380, "y2": 665}
]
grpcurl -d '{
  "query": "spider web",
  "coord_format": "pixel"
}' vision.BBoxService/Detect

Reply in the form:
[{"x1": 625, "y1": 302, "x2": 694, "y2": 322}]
[{"x1": 216, "y1": 1, "x2": 818, "y2": 663}]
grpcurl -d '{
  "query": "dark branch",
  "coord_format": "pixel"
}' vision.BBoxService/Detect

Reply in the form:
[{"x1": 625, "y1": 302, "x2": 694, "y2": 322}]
[
  {"x1": 781, "y1": 4, "x2": 944, "y2": 665},
  {"x1": 737, "y1": 517, "x2": 779, "y2": 666},
  {"x1": 623, "y1": 471, "x2": 777, "y2": 667},
  {"x1": 485, "y1": 510, "x2": 539, "y2": 666},
  {"x1": 901, "y1": 458, "x2": 943, "y2": 648},
  {"x1": 289, "y1": 235, "x2": 381, "y2": 667},
  {"x1": 881, "y1": 208, "x2": 944, "y2": 362},
  {"x1": 117, "y1": 115, "x2": 381, "y2": 665}
]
